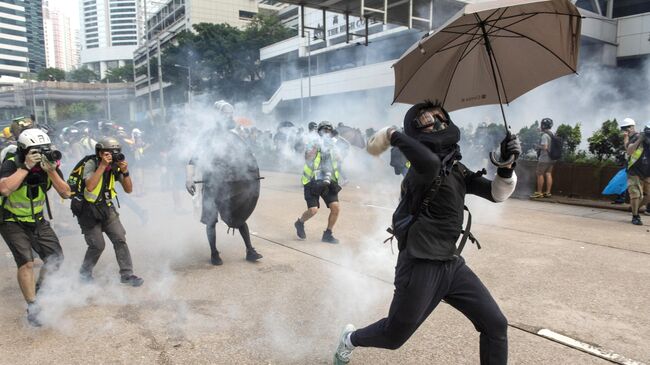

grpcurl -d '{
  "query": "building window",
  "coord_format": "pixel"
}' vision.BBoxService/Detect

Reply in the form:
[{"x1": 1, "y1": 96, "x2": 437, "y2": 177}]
[
  {"x1": 0, "y1": 39, "x2": 28, "y2": 47},
  {"x1": 239, "y1": 10, "x2": 256, "y2": 19},
  {"x1": 112, "y1": 36, "x2": 137, "y2": 41},
  {"x1": 0, "y1": 48, "x2": 28, "y2": 57},
  {"x1": 0, "y1": 59, "x2": 28, "y2": 67},
  {"x1": 0, "y1": 28, "x2": 25, "y2": 37},
  {"x1": 111, "y1": 14, "x2": 134, "y2": 19},
  {"x1": 110, "y1": 8, "x2": 135, "y2": 13},
  {"x1": 613, "y1": 0, "x2": 650, "y2": 17},
  {"x1": 0, "y1": 18, "x2": 26, "y2": 26},
  {"x1": 112, "y1": 31, "x2": 135, "y2": 36}
]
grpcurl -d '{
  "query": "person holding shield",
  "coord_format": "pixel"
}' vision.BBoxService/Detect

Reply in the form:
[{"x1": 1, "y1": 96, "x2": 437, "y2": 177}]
[{"x1": 185, "y1": 100, "x2": 263, "y2": 265}]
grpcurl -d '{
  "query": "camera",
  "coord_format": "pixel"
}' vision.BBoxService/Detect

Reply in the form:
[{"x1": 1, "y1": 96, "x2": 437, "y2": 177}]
[
  {"x1": 323, "y1": 171, "x2": 332, "y2": 185},
  {"x1": 112, "y1": 152, "x2": 125, "y2": 162},
  {"x1": 38, "y1": 146, "x2": 62, "y2": 162}
]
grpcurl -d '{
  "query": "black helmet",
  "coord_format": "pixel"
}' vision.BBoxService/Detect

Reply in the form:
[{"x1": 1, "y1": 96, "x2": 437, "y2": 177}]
[
  {"x1": 95, "y1": 137, "x2": 121, "y2": 155},
  {"x1": 10, "y1": 116, "x2": 34, "y2": 139},
  {"x1": 308, "y1": 122, "x2": 317, "y2": 131},
  {"x1": 644, "y1": 121, "x2": 650, "y2": 137},
  {"x1": 541, "y1": 118, "x2": 553, "y2": 130},
  {"x1": 317, "y1": 121, "x2": 334, "y2": 135}
]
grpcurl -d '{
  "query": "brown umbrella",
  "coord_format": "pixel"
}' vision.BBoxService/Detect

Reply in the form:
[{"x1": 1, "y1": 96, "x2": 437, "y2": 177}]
[
  {"x1": 336, "y1": 125, "x2": 366, "y2": 148},
  {"x1": 393, "y1": 0, "x2": 581, "y2": 165}
]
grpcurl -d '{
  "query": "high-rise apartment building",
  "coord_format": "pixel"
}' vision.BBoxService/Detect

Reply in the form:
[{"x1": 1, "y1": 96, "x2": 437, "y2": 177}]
[
  {"x1": 44, "y1": 0, "x2": 78, "y2": 71},
  {"x1": 23, "y1": 0, "x2": 45, "y2": 73},
  {"x1": 0, "y1": 0, "x2": 29, "y2": 84},
  {"x1": 80, "y1": 0, "x2": 139, "y2": 78}
]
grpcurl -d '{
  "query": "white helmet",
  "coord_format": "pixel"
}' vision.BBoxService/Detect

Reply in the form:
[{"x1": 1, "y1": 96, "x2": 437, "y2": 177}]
[
  {"x1": 131, "y1": 128, "x2": 142, "y2": 139},
  {"x1": 17, "y1": 128, "x2": 51, "y2": 150},
  {"x1": 213, "y1": 100, "x2": 234, "y2": 115},
  {"x1": 620, "y1": 118, "x2": 635, "y2": 128}
]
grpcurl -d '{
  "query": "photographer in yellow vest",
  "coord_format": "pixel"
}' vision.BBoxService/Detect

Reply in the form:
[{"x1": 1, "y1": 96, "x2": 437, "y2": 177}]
[
  {"x1": 0, "y1": 128, "x2": 70, "y2": 326},
  {"x1": 77, "y1": 137, "x2": 144, "y2": 287}
]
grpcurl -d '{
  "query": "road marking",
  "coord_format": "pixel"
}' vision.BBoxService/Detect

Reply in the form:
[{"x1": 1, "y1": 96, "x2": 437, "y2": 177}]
[
  {"x1": 363, "y1": 204, "x2": 393, "y2": 211},
  {"x1": 251, "y1": 232, "x2": 648, "y2": 365},
  {"x1": 536, "y1": 328, "x2": 646, "y2": 365}
]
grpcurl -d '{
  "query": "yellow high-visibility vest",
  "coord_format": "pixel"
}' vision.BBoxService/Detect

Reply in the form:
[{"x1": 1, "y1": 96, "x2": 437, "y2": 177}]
[
  {"x1": 301, "y1": 151, "x2": 340, "y2": 185},
  {"x1": 84, "y1": 168, "x2": 117, "y2": 204},
  {"x1": 1, "y1": 157, "x2": 50, "y2": 222}
]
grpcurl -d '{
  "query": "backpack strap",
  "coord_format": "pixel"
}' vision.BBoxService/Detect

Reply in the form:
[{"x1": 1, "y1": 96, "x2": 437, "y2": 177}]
[{"x1": 455, "y1": 205, "x2": 481, "y2": 256}]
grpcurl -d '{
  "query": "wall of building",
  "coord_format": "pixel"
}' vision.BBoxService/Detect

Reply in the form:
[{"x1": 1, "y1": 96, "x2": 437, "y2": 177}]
[
  {"x1": 187, "y1": 0, "x2": 257, "y2": 29},
  {"x1": 23, "y1": 0, "x2": 45, "y2": 73},
  {"x1": 0, "y1": 0, "x2": 29, "y2": 82},
  {"x1": 617, "y1": 12, "x2": 650, "y2": 59},
  {"x1": 80, "y1": 0, "x2": 138, "y2": 78},
  {"x1": 44, "y1": 1, "x2": 79, "y2": 71}
]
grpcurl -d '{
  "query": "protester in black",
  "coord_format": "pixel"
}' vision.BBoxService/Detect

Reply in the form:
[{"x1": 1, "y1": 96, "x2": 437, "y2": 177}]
[{"x1": 334, "y1": 101, "x2": 521, "y2": 365}]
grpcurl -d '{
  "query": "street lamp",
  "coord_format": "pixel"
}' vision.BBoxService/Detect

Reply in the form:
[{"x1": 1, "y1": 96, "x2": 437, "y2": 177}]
[
  {"x1": 105, "y1": 77, "x2": 111, "y2": 121},
  {"x1": 173, "y1": 63, "x2": 191, "y2": 106}
]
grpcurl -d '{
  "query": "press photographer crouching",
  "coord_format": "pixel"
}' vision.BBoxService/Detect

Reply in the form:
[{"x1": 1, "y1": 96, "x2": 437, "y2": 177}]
[
  {"x1": 74, "y1": 137, "x2": 144, "y2": 286},
  {"x1": 0, "y1": 128, "x2": 70, "y2": 326}
]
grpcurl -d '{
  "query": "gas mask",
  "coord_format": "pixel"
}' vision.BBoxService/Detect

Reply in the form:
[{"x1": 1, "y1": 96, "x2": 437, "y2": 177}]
[
  {"x1": 414, "y1": 110, "x2": 448, "y2": 132},
  {"x1": 404, "y1": 102, "x2": 461, "y2": 160}
]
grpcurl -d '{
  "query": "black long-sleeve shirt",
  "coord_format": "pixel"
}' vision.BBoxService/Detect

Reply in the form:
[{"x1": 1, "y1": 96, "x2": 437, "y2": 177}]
[{"x1": 390, "y1": 131, "x2": 515, "y2": 260}]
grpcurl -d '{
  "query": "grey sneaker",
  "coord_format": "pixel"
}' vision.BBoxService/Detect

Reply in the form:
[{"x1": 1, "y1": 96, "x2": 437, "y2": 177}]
[
  {"x1": 120, "y1": 275, "x2": 144, "y2": 287},
  {"x1": 333, "y1": 324, "x2": 356, "y2": 365},
  {"x1": 322, "y1": 229, "x2": 339, "y2": 244},
  {"x1": 295, "y1": 219, "x2": 306, "y2": 240},
  {"x1": 26, "y1": 302, "x2": 42, "y2": 327}
]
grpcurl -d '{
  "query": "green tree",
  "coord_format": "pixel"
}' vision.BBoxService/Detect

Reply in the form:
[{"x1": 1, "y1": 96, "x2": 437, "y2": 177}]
[
  {"x1": 57, "y1": 101, "x2": 100, "y2": 121},
  {"x1": 555, "y1": 123, "x2": 582, "y2": 157},
  {"x1": 588, "y1": 119, "x2": 625, "y2": 163},
  {"x1": 104, "y1": 64, "x2": 134, "y2": 82},
  {"x1": 517, "y1": 120, "x2": 540, "y2": 157},
  {"x1": 161, "y1": 13, "x2": 296, "y2": 101},
  {"x1": 67, "y1": 67, "x2": 99, "y2": 83},
  {"x1": 37, "y1": 67, "x2": 66, "y2": 81}
]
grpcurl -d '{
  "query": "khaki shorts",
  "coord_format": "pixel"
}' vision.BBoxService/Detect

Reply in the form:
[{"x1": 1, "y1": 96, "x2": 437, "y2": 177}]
[
  {"x1": 627, "y1": 175, "x2": 650, "y2": 199},
  {"x1": 536, "y1": 161, "x2": 555, "y2": 175}
]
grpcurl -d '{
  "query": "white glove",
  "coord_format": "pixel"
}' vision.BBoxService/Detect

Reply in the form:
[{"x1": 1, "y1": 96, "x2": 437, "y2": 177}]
[
  {"x1": 366, "y1": 126, "x2": 393, "y2": 156},
  {"x1": 24, "y1": 150, "x2": 42, "y2": 169}
]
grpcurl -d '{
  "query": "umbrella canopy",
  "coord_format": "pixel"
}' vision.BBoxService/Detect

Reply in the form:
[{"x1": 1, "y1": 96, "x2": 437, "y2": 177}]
[
  {"x1": 336, "y1": 126, "x2": 366, "y2": 148},
  {"x1": 393, "y1": 0, "x2": 581, "y2": 113}
]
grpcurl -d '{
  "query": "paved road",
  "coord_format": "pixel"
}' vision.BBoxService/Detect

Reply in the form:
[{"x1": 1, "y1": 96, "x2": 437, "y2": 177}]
[{"x1": 0, "y1": 170, "x2": 647, "y2": 364}]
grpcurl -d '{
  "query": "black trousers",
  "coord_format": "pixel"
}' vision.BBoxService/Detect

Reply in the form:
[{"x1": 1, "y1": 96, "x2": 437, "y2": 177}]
[{"x1": 351, "y1": 251, "x2": 508, "y2": 365}]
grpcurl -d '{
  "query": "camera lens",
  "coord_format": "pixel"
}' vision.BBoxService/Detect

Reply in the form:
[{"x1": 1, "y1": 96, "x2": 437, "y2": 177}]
[
  {"x1": 43, "y1": 149, "x2": 62, "y2": 162},
  {"x1": 112, "y1": 152, "x2": 125, "y2": 162}
]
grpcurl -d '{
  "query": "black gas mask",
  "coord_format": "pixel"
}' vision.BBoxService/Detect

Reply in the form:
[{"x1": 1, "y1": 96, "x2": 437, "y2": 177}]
[
  {"x1": 404, "y1": 101, "x2": 461, "y2": 160},
  {"x1": 414, "y1": 110, "x2": 448, "y2": 132}
]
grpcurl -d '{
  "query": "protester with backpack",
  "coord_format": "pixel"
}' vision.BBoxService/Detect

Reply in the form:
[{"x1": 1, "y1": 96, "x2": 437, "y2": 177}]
[
  {"x1": 531, "y1": 118, "x2": 560, "y2": 199},
  {"x1": 72, "y1": 137, "x2": 144, "y2": 287},
  {"x1": 332, "y1": 101, "x2": 520, "y2": 365},
  {"x1": 0, "y1": 129, "x2": 70, "y2": 326},
  {"x1": 625, "y1": 121, "x2": 650, "y2": 225}
]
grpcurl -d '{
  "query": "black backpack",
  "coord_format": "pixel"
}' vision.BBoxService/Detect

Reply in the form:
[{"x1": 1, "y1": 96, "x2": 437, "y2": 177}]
[
  {"x1": 67, "y1": 154, "x2": 96, "y2": 216},
  {"x1": 546, "y1": 131, "x2": 563, "y2": 160}
]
